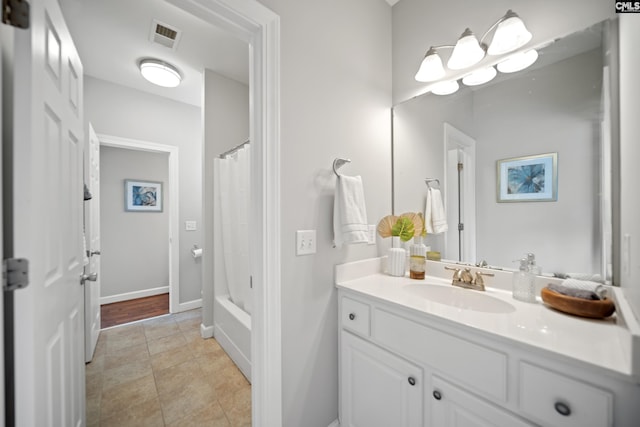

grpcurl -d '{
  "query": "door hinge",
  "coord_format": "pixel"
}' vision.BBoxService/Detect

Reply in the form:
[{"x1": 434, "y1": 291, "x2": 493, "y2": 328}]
[
  {"x1": 458, "y1": 223, "x2": 465, "y2": 231},
  {"x1": 2, "y1": 0, "x2": 30, "y2": 29},
  {"x1": 3, "y1": 258, "x2": 29, "y2": 291},
  {"x1": 457, "y1": 162, "x2": 464, "y2": 171}
]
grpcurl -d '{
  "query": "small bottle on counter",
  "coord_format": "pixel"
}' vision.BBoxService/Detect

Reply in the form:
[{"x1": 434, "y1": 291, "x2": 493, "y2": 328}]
[
  {"x1": 409, "y1": 236, "x2": 427, "y2": 279},
  {"x1": 512, "y1": 258, "x2": 536, "y2": 302}
]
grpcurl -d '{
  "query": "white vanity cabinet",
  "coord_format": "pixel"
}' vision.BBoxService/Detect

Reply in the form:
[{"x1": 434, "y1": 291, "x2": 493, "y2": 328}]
[
  {"x1": 341, "y1": 331, "x2": 423, "y2": 427},
  {"x1": 338, "y1": 288, "x2": 640, "y2": 427}
]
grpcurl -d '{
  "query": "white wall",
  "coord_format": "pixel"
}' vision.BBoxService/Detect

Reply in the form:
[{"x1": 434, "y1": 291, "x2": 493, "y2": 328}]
[
  {"x1": 100, "y1": 146, "x2": 169, "y2": 299},
  {"x1": 84, "y1": 76, "x2": 203, "y2": 304},
  {"x1": 202, "y1": 70, "x2": 250, "y2": 329},
  {"x1": 619, "y1": 16, "x2": 640, "y2": 320},
  {"x1": 392, "y1": 0, "x2": 614, "y2": 104},
  {"x1": 256, "y1": 1, "x2": 392, "y2": 425}
]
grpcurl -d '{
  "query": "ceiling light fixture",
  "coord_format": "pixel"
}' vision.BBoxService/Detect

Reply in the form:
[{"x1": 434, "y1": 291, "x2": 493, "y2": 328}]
[
  {"x1": 414, "y1": 10, "x2": 532, "y2": 84},
  {"x1": 139, "y1": 58, "x2": 182, "y2": 88}
]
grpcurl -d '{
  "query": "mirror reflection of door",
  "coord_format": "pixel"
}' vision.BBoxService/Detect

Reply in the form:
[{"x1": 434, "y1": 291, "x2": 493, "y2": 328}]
[{"x1": 444, "y1": 123, "x2": 476, "y2": 263}]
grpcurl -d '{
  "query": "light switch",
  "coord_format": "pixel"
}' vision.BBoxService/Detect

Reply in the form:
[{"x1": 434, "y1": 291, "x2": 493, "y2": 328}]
[
  {"x1": 367, "y1": 224, "x2": 376, "y2": 245},
  {"x1": 185, "y1": 220, "x2": 197, "y2": 231},
  {"x1": 296, "y1": 230, "x2": 316, "y2": 255}
]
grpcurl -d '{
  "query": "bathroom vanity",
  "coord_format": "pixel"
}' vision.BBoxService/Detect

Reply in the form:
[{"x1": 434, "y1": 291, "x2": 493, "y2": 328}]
[{"x1": 336, "y1": 258, "x2": 640, "y2": 427}]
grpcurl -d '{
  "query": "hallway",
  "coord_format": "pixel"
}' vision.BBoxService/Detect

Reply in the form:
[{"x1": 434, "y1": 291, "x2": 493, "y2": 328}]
[{"x1": 86, "y1": 309, "x2": 251, "y2": 426}]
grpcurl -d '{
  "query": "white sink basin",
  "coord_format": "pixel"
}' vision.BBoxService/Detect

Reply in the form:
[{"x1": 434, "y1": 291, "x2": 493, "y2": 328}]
[{"x1": 403, "y1": 284, "x2": 516, "y2": 314}]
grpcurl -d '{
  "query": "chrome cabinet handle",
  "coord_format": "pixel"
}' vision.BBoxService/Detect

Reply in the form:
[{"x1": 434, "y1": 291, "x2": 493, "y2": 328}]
[
  {"x1": 348, "y1": 313, "x2": 355, "y2": 320},
  {"x1": 554, "y1": 401, "x2": 571, "y2": 416},
  {"x1": 433, "y1": 390, "x2": 442, "y2": 400},
  {"x1": 407, "y1": 377, "x2": 416, "y2": 386}
]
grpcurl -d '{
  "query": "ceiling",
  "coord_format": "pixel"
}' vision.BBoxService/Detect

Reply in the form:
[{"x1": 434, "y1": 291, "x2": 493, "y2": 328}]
[
  {"x1": 59, "y1": 0, "x2": 401, "y2": 108},
  {"x1": 59, "y1": 0, "x2": 250, "y2": 107}
]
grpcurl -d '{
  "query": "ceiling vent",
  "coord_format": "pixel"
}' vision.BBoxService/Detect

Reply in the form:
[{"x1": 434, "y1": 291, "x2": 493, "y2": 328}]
[{"x1": 149, "y1": 20, "x2": 182, "y2": 50}]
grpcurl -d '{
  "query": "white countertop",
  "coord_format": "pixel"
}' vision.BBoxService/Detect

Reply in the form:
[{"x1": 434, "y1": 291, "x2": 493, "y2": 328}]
[{"x1": 335, "y1": 257, "x2": 640, "y2": 381}]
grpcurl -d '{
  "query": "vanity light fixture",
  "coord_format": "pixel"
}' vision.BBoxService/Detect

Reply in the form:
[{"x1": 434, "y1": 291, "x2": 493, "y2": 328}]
[
  {"x1": 448, "y1": 28, "x2": 485, "y2": 70},
  {"x1": 414, "y1": 47, "x2": 446, "y2": 82},
  {"x1": 462, "y1": 66, "x2": 497, "y2": 86},
  {"x1": 431, "y1": 80, "x2": 459, "y2": 96},
  {"x1": 414, "y1": 10, "x2": 532, "y2": 83},
  {"x1": 497, "y1": 49, "x2": 539, "y2": 73},
  {"x1": 139, "y1": 58, "x2": 182, "y2": 88}
]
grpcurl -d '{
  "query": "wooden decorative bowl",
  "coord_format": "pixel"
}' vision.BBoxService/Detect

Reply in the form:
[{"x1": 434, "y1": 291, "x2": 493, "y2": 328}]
[{"x1": 541, "y1": 287, "x2": 615, "y2": 319}]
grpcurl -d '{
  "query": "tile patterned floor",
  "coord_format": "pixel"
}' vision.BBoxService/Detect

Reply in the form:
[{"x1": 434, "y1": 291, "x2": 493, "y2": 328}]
[{"x1": 86, "y1": 309, "x2": 251, "y2": 426}]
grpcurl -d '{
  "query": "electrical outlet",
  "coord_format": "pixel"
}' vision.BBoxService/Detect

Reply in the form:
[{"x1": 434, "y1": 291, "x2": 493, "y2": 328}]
[
  {"x1": 367, "y1": 224, "x2": 376, "y2": 245},
  {"x1": 185, "y1": 220, "x2": 197, "y2": 231},
  {"x1": 296, "y1": 230, "x2": 317, "y2": 255}
]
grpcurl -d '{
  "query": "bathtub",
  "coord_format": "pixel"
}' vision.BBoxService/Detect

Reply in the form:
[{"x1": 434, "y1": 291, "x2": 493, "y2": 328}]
[{"x1": 214, "y1": 294, "x2": 251, "y2": 382}]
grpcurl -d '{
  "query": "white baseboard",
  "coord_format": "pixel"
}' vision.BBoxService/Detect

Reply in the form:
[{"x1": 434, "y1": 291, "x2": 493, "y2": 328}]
[
  {"x1": 174, "y1": 298, "x2": 202, "y2": 313},
  {"x1": 200, "y1": 323, "x2": 214, "y2": 338},
  {"x1": 100, "y1": 286, "x2": 169, "y2": 305},
  {"x1": 214, "y1": 324, "x2": 252, "y2": 383},
  {"x1": 328, "y1": 420, "x2": 340, "y2": 427}
]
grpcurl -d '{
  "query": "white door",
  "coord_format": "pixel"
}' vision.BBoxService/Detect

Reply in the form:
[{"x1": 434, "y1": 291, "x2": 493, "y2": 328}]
[
  {"x1": 11, "y1": 0, "x2": 86, "y2": 425},
  {"x1": 84, "y1": 123, "x2": 101, "y2": 362},
  {"x1": 341, "y1": 331, "x2": 423, "y2": 427}
]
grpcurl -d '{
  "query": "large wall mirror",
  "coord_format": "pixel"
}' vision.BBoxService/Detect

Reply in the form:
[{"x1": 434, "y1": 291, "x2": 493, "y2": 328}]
[{"x1": 392, "y1": 19, "x2": 618, "y2": 282}]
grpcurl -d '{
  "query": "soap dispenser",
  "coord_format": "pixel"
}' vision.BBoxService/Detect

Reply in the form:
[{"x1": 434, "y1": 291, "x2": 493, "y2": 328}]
[
  {"x1": 526, "y1": 253, "x2": 541, "y2": 276},
  {"x1": 512, "y1": 258, "x2": 536, "y2": 303},
  {"x1": 409, "y1": 236, "x2": 427, "y2": 279}
]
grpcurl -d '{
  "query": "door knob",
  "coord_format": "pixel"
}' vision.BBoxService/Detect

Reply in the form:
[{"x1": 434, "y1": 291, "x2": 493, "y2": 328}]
[{"x1": 80, "y1": 273, "x2": 98, "y2": 285}]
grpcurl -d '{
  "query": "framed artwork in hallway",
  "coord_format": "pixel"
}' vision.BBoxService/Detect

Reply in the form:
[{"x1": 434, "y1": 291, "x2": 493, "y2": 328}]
[{"x1": 125, "y1": 179, "x2": 163, "y2": 212}]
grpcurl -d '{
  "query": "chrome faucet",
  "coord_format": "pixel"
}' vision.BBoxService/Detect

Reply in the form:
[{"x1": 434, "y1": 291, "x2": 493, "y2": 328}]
[{"x1": 444, "y1": 266, "x2": 494, "y2": 291}]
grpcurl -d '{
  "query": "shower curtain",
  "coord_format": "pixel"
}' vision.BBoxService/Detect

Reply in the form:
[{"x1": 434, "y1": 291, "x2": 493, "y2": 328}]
[{"x1": 214, "y1": 144, "x2": 252, "y2": 314}]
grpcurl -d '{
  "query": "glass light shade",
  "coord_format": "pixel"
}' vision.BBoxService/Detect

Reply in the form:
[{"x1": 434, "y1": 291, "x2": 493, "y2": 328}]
[
  {"x1": 139, "y1": 59, "x2": 182, "y2": 87},
  {"x1": 487, "y1": 10, "x2": 532, "y2": 56},
  {"x1": 462, "y1": 66, "x2": 497, "y2": 86},
  {"x1": 497, "y1": 49, "x2": 538, "y2": 73},
  {"x1": 431, "y1": 80, "x2": 459, "y2": 96},
  {"x1": 447, "y1": 29, "x2": 485, "y2": 70},
  {"x1": 415, "y1": 48, "x2": 445, "y2": 82}
]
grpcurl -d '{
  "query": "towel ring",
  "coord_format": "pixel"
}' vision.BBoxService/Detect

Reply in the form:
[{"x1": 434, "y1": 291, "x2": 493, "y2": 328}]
[
  {"x1": 425, "y1": 178, "x2": 440, "y2": 188},
  {"x1": 333, "y1": 158, "x2": 351, "y2": 176}
]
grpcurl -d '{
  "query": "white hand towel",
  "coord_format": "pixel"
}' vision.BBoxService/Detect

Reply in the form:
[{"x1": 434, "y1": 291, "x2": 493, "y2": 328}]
[
  {"x1": 425, "y1": 187, "x2": 448, "y2": 234},
  {"x1": 333, "y1": 175, "x2": 369, "y2": 248}
]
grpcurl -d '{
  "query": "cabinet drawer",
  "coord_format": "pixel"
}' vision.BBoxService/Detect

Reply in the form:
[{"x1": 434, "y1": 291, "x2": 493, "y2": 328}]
[
  {"x1": 519, "y1": 362, "x2": 613, "y2": 427},
  {"x1": 341, "y1": 296, "x2": 371, "y2": 337},
  {"x1": 373, "y1": 308, "x2": 507, "y2": 402}
]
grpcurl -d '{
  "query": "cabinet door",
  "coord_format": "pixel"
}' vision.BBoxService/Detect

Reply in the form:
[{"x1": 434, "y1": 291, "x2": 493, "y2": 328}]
[
  {"x1": 341, "y1": 331, "x2": 423, "y2": 427},
  {"x1": 431, "y1": 377, "x2": 534, "y2": 427}
]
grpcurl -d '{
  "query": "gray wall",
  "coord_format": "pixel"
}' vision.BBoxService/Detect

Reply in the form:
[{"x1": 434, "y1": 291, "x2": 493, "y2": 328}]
[
  {"x1": 100, "y1": 146, "x2": 169, "y2": 298},
  {"x1": 257, "y1": 0, "x2": 392, "y2": 425},
  {"x1": 84, "y1": 76, "x2": 203, "y2": 304},
  {"x1": 202, "y1": 70, "x2": 250, "y2": 328}
]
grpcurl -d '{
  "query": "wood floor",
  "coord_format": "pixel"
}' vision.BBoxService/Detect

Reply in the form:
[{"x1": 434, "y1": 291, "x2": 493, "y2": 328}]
[{"x1": 101, "y1": 293, "x2": 169, "y2": 329}]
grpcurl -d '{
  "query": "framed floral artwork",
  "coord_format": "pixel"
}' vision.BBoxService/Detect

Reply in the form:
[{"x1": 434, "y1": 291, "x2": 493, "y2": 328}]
[
  {"x1": 124, "y1": 179, "x2": 163, "y2": 212},
  {"x1": 497, "y1": 153, "x2": 557, "y2": 202}
]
